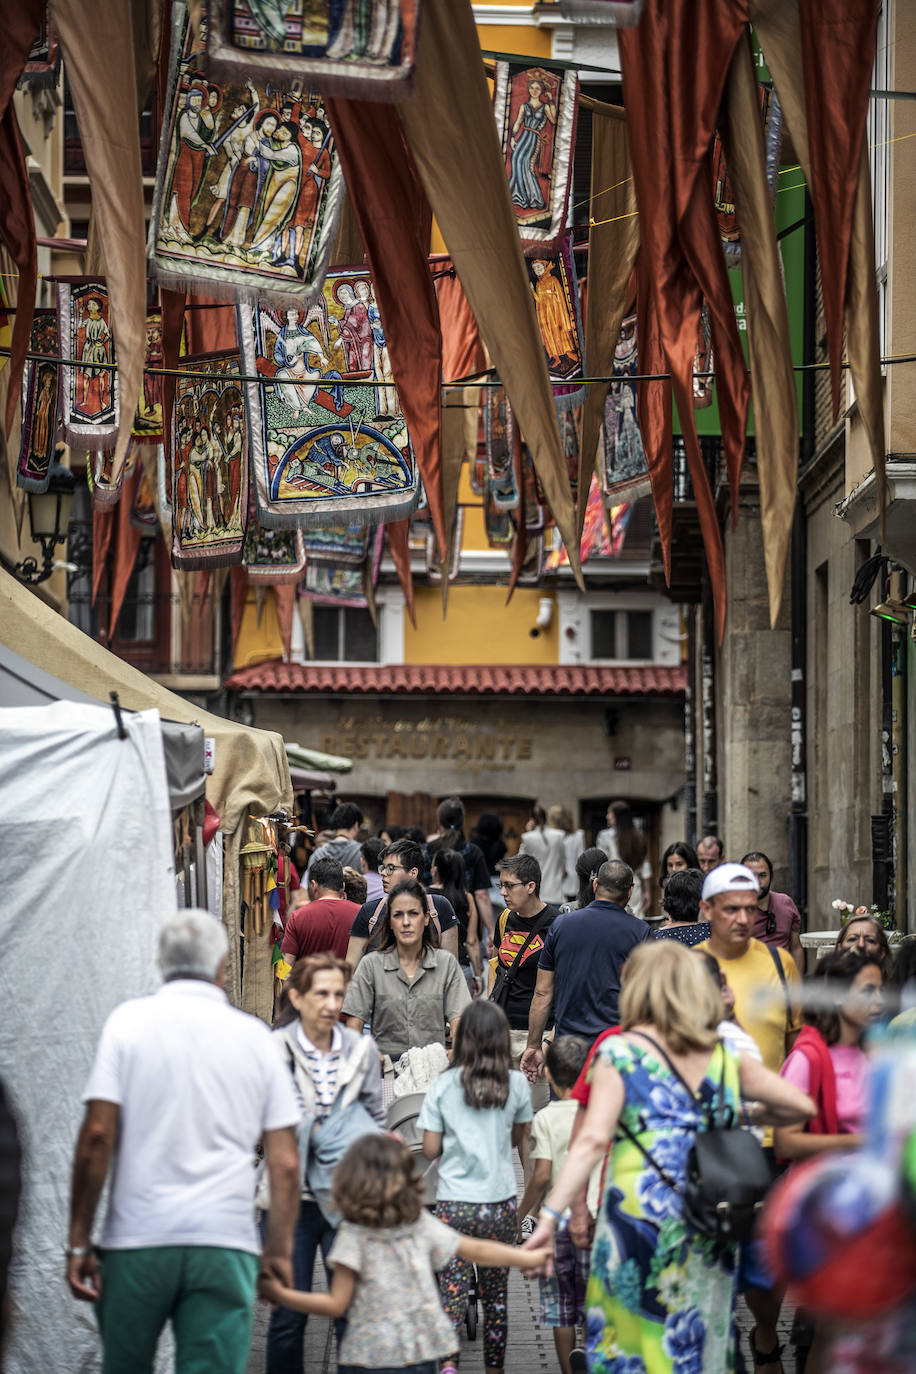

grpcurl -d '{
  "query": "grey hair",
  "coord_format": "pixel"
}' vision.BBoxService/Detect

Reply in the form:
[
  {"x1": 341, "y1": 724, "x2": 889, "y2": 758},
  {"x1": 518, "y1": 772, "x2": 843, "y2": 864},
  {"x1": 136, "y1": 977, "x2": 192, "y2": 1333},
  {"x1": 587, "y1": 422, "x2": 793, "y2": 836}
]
[
  {"x1": 596, "y1": 859, "x2": 634, "y2": 901},
  {"x1": 158, "y1": 908, "x2": 228, "y2": 982}
]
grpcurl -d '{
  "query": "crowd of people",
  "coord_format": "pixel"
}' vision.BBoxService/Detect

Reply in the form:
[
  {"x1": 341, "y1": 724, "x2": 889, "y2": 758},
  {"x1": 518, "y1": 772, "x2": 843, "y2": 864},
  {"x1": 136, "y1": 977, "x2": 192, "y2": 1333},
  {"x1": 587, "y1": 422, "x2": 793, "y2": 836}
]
[{"x1": 62, "y1": 794, "x2": 916, "y2": 1374}]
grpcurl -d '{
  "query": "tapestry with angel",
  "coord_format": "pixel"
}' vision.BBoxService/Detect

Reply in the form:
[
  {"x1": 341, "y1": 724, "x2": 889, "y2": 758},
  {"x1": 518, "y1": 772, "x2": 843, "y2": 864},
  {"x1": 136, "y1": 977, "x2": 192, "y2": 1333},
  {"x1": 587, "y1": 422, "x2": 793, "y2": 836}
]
[
  {"x1": 56, "y1": 279, "x2": 119, "y2": 451},
  {"x1": 240, "y1": 269, "x2": 418, "y2": 526},
  {"x1": 205, "y1": 0, "x2": 418, "y2": 100},
  {"x1": 170, "y1": 351, "x2": 249, "y2": 567},
  {"x1": 150, "y1": 2, "x2": 343, "y2": 303},
  {"x1": 493, "y1": 61, "x2": 577, "y2": 250},
  {"x1": 17, "y1": 310, "x2": 59, "y2": 493}
]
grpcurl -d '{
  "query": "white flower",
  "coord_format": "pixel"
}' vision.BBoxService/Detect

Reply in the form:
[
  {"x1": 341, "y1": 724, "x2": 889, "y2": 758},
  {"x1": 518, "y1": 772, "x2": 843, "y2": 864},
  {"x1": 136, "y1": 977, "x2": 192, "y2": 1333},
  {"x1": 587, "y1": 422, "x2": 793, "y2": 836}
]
[{"x1": 832, "y1": 899, "x2": 843, "y2": 910}]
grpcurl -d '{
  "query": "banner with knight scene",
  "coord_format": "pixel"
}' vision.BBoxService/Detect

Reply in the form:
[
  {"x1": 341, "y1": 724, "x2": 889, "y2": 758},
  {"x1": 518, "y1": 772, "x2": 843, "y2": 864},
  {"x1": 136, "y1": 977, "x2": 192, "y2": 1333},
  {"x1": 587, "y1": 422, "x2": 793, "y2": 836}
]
[
  {"x1": 170, "y1": 351, "x2": 249, "y2": 567},
  {"x1": 526, "y1": 237, "x2": 585, "y2": 407},
  {"x1": 492, "y1": 60, "x2": 578, "y2": 251},
  {"x1": 205, "y1": 0, "x2": 419, "y2": 100},
  {"x1": 17, "y1": 310, "x2": 59, "y2": 493},
  {"x1": 55, "y1": 279, "x2": 119, "y2": 451},
  {"x1": 239, "y1": 268, "x2": 419, "y2": 527},
  {"x1": 149, "y1": 2, "x2": 344, "y2": 304}
]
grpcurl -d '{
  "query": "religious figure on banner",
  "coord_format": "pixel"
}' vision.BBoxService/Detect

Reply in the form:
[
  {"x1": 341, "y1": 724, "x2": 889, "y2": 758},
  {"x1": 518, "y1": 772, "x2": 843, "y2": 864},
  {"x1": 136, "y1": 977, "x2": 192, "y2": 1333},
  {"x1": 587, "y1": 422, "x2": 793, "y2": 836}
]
[
  {"x1": 56, "y1": 280, "x2": 119, "y2": 450},
  {"x1": 493, "y1": 61, "x2": 578, "y2": 249},
  {"x1": 18, "y1": 308, "x2": 60, "y2": 492},
  {"x1": 205, "y1": 0, "x2": 415, "y2": 100},
  {"x1": 524, "y1": 238, "x2": 585, "y2": 404},
  {"x1": 77, "y1": 296, "x2": 113, "y2": 417},
  {"x1": 601, "y1": 312, "x2": 650, "y2": 504},
  {"x1": 240, "y1": 268, "x2": 418, "y2": 526},
  {"x1": 133, "y1": 313, "x2": 164, "y2": 439},
  {"x1": 484, "y1": 388, "x2": 518, "y2": 510},
  {"x1": 170, "y1": 352, "x2": 249, "y2": 566},
  {"x1": 151, "y1": 4, "x2": 343, "y2": 301}
]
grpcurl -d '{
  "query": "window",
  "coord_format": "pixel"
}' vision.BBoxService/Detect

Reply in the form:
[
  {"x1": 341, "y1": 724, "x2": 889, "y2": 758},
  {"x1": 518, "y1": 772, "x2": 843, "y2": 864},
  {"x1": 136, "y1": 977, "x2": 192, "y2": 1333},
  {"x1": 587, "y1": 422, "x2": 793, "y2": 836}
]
[
  {"x1": 114, "y1": 547, "x2": 156, "y2": 642},
  {"x1": 590, "y1": 609, "x2": 654, "y2": 661},
  {"x1": 312, "y1": 606, "x2": 378, "y2": 662}
]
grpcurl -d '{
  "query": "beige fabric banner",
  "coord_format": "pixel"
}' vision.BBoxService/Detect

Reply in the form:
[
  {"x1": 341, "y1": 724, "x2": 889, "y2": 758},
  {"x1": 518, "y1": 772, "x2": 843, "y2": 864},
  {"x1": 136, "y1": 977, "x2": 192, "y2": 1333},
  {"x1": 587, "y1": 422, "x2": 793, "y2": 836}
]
[
  {"x1": 397, "y1": 0, "x2": 583, "y2": 585},
  {"x1": 720, "y1": 35, "x2": 798, "y2": 627},
  {"x1": 578, "y1": 103, "x2": 639, "y2": 537}
]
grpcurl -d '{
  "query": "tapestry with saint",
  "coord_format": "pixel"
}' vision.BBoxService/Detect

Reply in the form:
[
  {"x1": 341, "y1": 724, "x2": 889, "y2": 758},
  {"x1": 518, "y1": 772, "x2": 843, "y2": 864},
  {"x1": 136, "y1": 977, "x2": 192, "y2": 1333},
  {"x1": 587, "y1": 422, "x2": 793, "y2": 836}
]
[
  {"x1": 132, "y1": 311, "x2": 164, "y2": 440},
  {"x1": 56, "y1": 279, "x2": 119, "y2": 451},
  {"x1": 150, "y1": 3, "x2": 344, "y2": 304},
  {"x1": 240, "y1": 269, "x2": 419, "y2": 527},
  {"x1": 17, "y1": 310, "x2": 59, "y2": 493},
  {"x1": 492, "y1": 61, "x2": 577, "y2": 251},
  {"x1": 243, "y1": 522, "x2": 307, "y2": 582},
  {"x1": 205, "y1": 0, "x2": 419, "y2": 100},
  {"x1": 484, "y1": 388, "x2": 517, "y2": 510},
  {"x1": 170, "y1": 351, "x2": 249, "y2": 567},
  {"x1": 525, "y1": 237, "x2": 585, "y2": 407},
  {"x1": 601, "y1": 312, "x2": 650, "y2": 504}
]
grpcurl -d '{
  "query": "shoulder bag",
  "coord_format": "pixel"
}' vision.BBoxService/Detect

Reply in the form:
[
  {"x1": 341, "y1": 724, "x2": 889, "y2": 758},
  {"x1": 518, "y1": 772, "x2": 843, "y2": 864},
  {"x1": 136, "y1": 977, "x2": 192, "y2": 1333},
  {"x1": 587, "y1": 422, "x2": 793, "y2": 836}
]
[
  {"x1": 488, "y1": 906, "x2": 553, "y2": 1011},
  {"x1": 615, "y1": 1030, "x2": 773, "y2": 1245}
]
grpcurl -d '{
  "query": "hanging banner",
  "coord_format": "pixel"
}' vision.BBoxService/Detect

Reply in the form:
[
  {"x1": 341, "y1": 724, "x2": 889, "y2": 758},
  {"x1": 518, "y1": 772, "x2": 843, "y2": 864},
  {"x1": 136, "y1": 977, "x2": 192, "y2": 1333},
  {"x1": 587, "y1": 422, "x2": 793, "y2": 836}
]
[
  {"x1": 484, "y1": 490, "x2": 514, "y2": 548},
  {"x1": 17, "y1": 9, "x2": 61, "y2": 91},
  {"x1": 302, "y1": 521, "x2": 370, "y2": 565},
  {"x1": 170, "y1": 351, "x2": 248, "y2": 567},
  {"x1": 519, "y1": 443, "x2": 545, "y2": 532},
  {"x1": 526, "y1": 236, "x2": 585, "y2": 407},
  {"x1": 56, "y1": 279, "x2": 119, "y2": 452},
  {"x1": 712, "y1": 85, "x2": 783, "y2": 262},
  {"x1": 492, "y1": 61, "x2": 577, "y2": 251},
  {"x1": 426, "y1": 507, "x2": 463, "y2": 582},
  {"x1": 484, "y1": 388, "x2": 518, "y2": 510},
  {"x1": 601, "y1": 312, "x2": 650, "y2": 503},
  {"x1": 204, "y1": 0, "x2": 418, "y2": 100},
  {"x1": 300, "y1": 526, "x2": 383, "y2": 607},
  {"x1": 17, "y1": 309, "x2": 59, "y2": 493},
  {"x1": 515, "y1": 531, "x2": 545, "y2": 586},
  {"x1": 240, "y1": 268, "x2": 419, "y2": 527},
  {"x1": 132, "y1": 311, "x2": 164, "y2": 440},
  {"x1": 559, "y1": 405, "x2": 580, "y2": 509},
  {"x1": 149, "y1": 3, "x2": 344, "y2": 305},
  {"x1": 243, "y1": 522, "x2": 307, "y2": 583}
]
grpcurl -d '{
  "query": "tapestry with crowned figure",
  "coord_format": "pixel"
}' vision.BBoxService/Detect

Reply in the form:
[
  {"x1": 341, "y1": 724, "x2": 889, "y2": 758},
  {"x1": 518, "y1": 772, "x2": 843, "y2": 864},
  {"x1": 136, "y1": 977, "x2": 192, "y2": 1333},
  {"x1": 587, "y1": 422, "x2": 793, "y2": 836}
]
[
  {"x1": 17, "y1": 310, "x2": 59, "y2": 493},
  {"x1": 205, "y1": 0, "x2": 419, "y2": 100},
  {"x1": 240, "y1": 269, "x2": 418, "y2": 527},
  {"x1": 492, "y1": 61, "x2": 577, "y2": 251},
  {"x1": 150, "y1": 3, "x2": 344, "y2": 304},
  {"x1": 133, "y1": 312, "x2": 164, "y2": 440},
  {"x1": 484, "y1": 388, "x2": 517, "y2": 510},
  {"x1": 525, "y1": 237, "x2": 585, "y2": 407},
  {"x1": 601, "y1": 312, "x2": 650, "y2": 504},
  {"x1": 243, "y1": 522, "x2": 307, "y2": 582},
  {"x1": 56, "y1": 279, "x2": 119, "y2": 451},
  {"x1": 170, "y1": 351, "x2": 249, "y2": 567}
]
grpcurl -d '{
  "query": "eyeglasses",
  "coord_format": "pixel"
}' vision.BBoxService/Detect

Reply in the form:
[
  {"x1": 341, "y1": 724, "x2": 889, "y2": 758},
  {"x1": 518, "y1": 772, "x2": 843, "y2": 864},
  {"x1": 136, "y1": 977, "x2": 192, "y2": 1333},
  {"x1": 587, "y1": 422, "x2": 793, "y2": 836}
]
[
  {"x1": 498, "y1": 880, "x2": 525, "y2": 892},
  {"x1": 379, "y1": 864, "x2": 405, "y2": 877}
]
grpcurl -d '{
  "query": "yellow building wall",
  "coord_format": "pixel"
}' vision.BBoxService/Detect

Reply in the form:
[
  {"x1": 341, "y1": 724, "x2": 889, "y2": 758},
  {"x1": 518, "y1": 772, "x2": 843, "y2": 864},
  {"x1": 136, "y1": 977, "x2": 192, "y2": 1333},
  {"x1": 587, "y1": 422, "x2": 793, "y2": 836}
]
[{"x1": 404, "y1": 585, "x2": 558, "y2": 664}]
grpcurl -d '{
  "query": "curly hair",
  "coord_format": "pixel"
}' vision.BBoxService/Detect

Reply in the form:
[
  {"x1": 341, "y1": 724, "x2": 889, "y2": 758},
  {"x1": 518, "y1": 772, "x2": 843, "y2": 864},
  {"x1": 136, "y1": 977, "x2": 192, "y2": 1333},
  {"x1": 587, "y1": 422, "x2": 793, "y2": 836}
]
[{"x1": 332, "y1": 1134, "x2": 424, "y2": 1228}]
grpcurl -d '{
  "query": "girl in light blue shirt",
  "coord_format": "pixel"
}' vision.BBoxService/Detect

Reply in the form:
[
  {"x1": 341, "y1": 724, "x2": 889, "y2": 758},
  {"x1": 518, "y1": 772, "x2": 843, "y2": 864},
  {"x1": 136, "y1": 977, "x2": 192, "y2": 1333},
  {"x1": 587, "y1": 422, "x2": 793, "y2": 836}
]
[{"x1": 418, "y1": 1000, "x2": 532, "y2": 1374}]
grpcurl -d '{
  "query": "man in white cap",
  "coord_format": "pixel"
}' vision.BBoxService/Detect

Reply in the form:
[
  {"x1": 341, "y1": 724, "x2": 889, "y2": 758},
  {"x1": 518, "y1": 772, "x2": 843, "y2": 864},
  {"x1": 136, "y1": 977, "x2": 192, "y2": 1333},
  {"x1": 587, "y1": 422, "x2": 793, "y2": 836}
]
[{"x1": 697, "y1": 862, "x2": 801, "y2": 1374}]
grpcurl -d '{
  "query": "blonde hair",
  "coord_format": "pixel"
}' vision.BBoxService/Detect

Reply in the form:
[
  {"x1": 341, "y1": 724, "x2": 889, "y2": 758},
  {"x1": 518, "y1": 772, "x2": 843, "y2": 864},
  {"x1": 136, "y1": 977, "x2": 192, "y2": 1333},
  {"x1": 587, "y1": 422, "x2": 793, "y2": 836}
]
[
  {"x1": 619, "y1": 942, "x2": 721, "y2": 1053},
  {"x1": 548, "y1": 804, "x2": 574, "y2": 833}
]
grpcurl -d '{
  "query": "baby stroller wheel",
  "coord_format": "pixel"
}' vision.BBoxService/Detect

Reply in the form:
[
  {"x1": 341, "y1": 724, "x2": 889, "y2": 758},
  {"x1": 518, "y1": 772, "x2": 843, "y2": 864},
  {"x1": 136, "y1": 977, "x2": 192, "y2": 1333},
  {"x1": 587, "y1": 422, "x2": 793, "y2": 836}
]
[{"x1": 465, "y1": 1266, "x2": 479, "y2": 1340}]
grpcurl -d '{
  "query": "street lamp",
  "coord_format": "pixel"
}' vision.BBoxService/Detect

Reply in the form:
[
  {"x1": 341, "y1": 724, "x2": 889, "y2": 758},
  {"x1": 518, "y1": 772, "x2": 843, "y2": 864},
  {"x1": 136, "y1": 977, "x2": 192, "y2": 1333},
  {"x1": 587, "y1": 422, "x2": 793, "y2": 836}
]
[{"x1": 8, "y1": 462, "x2": 76, "y2": 585}]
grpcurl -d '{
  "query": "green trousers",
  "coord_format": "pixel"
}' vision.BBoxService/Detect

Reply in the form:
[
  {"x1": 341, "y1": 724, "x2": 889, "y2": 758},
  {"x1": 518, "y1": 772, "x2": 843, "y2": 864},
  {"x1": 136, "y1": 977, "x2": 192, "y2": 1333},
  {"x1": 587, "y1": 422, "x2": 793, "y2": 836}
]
[{"x1": 97, "y1": 1245, "x2": 259, "y2": 1374}]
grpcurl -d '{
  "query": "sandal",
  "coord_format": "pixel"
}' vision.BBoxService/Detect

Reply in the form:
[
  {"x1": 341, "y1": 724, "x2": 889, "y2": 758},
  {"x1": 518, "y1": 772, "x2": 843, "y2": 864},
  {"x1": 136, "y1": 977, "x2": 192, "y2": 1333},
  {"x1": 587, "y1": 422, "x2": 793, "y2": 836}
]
[{"x1": 750, "y1": 1327, "x2": 784, "y2": 1372}]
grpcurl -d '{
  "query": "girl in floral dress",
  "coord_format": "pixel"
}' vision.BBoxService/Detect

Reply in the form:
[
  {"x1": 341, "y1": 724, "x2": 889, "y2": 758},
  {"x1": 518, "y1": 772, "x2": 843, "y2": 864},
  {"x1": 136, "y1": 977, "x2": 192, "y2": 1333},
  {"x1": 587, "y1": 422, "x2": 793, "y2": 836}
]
[{"x1": 524, "y1": 943, "x2": 815, "y2": 1374}]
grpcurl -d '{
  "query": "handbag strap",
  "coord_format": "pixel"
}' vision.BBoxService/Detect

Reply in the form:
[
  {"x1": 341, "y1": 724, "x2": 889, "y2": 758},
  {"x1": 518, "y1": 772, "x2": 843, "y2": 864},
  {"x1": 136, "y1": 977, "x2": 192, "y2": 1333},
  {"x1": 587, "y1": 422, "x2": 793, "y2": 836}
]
[
  {"x1": 496, "y1": 905, "x2": 553, "y2": 988},
  {"x1": 615, "y1": 1114, "x2": 683, "y2": 1195}
]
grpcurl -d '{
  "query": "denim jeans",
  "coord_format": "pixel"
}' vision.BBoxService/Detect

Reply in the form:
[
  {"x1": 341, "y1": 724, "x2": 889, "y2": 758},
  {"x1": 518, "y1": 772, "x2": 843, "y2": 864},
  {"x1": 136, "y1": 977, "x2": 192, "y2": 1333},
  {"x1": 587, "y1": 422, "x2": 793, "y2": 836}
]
[{"x1": 265, "y1": 1199, "x2": 343, "y2": 1374}]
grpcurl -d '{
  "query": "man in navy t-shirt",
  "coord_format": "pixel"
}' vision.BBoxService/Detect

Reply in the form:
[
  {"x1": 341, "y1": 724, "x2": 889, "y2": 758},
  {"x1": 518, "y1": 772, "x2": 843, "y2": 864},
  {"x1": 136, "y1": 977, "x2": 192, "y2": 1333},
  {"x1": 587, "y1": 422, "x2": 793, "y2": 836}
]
[{"x1": 519, "y1": 859, "x2": 649, "y2": 1083}]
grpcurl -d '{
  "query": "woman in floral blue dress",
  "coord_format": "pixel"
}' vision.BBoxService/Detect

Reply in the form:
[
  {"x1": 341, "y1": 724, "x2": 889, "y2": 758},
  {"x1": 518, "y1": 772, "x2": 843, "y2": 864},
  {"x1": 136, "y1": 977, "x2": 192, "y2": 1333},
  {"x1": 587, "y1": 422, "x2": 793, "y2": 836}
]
[{"x1": 525, "y1": 943, "x2": 814, "y2": 1374}]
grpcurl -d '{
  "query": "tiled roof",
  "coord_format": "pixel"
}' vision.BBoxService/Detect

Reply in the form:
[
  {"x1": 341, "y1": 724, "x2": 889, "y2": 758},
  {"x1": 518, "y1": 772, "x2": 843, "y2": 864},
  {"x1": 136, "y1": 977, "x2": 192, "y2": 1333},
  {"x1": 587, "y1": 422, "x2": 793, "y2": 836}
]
[{"x1": 225, "y1": 662, "x2": 686, "y2": 697}]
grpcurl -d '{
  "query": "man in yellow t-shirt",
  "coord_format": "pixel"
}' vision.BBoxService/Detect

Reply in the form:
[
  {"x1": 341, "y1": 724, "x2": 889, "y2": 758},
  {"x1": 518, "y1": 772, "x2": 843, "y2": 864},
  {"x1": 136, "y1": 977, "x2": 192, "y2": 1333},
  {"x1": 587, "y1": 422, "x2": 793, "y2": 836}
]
[{"x1": 697, "y1": 860, "x2": 801, "y2": 1374}]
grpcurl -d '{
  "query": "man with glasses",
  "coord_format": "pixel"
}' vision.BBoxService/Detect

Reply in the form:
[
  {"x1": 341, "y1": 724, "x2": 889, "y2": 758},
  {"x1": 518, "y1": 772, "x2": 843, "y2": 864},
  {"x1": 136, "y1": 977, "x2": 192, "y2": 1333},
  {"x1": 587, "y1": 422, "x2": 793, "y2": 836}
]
[
  {"x1": 742, "y1": 850, "x2": 805, "y2": 975},
  {"x1": 345, "y1": 838, "x2": 459, "y2": 967},
  {"x1": 489, "y1": 854, "x2": 560, "y2": 1177}
]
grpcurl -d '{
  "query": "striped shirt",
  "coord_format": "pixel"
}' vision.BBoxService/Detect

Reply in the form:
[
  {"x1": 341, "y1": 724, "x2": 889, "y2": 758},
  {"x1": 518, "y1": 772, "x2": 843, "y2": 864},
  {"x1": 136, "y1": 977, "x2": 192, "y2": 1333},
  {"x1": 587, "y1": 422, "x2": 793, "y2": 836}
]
[{"x1": 296, "y1": 1023, "x2": 342, "y2": 1117}]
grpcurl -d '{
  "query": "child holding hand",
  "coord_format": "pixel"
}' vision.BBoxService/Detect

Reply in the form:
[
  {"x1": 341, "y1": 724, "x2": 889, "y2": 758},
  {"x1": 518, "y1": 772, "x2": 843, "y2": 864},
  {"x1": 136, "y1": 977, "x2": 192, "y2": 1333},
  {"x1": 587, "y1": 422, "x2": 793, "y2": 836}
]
[
  {"x1": 516, "y1": 1037, "x2": 597, "y2": 1374},
  {"x1": 259, "y1": 1133, "x2": 549, "y2": 1374}
]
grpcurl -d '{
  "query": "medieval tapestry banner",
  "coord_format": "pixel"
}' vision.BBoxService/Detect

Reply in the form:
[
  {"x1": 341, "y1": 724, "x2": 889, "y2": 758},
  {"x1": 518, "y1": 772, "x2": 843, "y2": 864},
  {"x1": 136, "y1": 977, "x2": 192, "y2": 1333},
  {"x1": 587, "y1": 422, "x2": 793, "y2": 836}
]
[
  {"x1": 515, "y1": 531, "x2": 545, "y2": 586},
  {"x1": 132, "y1": 312, "x2": 164, "y2": 440},
  {"x1": 300, "y1": 526, "x2": 383, "y2": 606},
  {"x1": 17, "y1": 310, "x2": 58, "y2": 493},
  {"x1": 240, "y1": 268, "x2": 419, "y2": 527},
  {"x1": 519, "y1": 443, "x2": 545, "y2": 532},
  {"x1": 243, "y1": 522, "x2": 307, "y2": 582},
  {"x1": 601, "y1": 312, "x2": 650, "y2": 503},
  {"x1": 205, "y1": 0, "x2": 418, "y2": 100},
  {"x1": 426, "y1": 507, "x2": 464, "y2": 582},
  {"x1": 18, "y1": 9, "x2": 61, "y2": 91},
  {"x1": 149, "y1": 3, "x2": 344, "y2": 304},
  {"x1": 484, "y1": 490, "x2": 514, "y2": 548},
  {"x1": 56, "y1": 279, "x2": 119, "y2": 452},
  {"x1": 492, "y1": 61, "x2": 577, "y2": 251},
  {"x1": 303, "y1": 520, "x2": 369, "y2": 564},
  {"x1": 90, "y1": 447, "x2": 125, "y2": 508},
  {"x1": 712, "y1": 85, "x2": 783, "y2": 263},
  {"x1": 170, "y1": 351, "x2": 248, "y2": 567},
  {"x1": 484, "y1": 388, "x2": 517, "y2": 510},
  {"x1": 526, "y1": 237, "x2": 585, "y2": 407}
]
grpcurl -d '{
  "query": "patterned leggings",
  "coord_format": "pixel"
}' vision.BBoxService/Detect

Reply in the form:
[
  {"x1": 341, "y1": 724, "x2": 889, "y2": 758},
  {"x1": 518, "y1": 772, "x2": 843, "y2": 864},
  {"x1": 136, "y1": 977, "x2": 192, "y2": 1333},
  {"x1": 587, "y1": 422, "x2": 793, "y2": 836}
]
[{"x1": 434, "y1": 1198, "x2": 517, "y2": 1369}]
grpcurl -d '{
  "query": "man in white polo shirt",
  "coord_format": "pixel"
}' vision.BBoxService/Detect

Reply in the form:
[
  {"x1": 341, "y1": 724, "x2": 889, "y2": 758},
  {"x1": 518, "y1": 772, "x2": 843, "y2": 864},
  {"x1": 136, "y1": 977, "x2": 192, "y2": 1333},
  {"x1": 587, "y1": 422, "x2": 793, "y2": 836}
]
[{"x1": 67, "y1": 909, "x2": 301, "y2": 1374}]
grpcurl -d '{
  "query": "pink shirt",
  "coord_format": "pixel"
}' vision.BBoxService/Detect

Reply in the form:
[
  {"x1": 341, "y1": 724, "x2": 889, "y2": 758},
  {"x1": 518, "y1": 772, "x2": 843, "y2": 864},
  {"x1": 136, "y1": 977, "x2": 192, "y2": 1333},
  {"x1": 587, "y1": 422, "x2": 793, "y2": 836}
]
[{"x1": 781, "y1": 1042, "x2": 868, "y2": 1133}]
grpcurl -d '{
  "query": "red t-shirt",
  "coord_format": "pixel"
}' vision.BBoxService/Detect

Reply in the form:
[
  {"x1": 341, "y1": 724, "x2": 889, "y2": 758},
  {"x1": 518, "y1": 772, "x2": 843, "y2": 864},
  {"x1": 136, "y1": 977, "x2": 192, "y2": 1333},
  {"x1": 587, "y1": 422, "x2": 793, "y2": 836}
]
[
  {"x1": 281, "y1": 898, "x2": 358, "y2": 963},
  {"x1": 569, "y1": 1025, "x2": 624, "y2": 1107}
]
